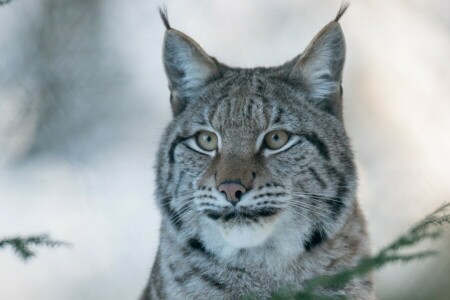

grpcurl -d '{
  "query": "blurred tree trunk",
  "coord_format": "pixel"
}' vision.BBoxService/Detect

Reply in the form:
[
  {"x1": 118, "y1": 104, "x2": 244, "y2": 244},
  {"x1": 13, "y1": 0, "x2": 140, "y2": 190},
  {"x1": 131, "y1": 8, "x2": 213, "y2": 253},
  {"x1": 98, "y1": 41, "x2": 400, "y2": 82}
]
[
  {"x1": 2, "y1": 0, "x2": 131, "y2": 162},
  {"x1": 24, "y1": 0, "x2": 104, "y2": 160}
]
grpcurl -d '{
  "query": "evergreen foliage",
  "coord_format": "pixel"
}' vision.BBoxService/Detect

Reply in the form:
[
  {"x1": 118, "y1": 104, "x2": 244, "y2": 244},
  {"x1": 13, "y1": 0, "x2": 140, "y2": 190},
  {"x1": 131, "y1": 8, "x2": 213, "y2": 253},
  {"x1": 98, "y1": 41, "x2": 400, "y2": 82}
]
[
  {"x1": 1, "y1": 204, "x2": 448, "y2": 298},
  {"x1": 0, "y1": 234, "x2": 68, "y2": 261},
  {"x1": 271, "y1": 203, "x2": 450, "y2": 299}
]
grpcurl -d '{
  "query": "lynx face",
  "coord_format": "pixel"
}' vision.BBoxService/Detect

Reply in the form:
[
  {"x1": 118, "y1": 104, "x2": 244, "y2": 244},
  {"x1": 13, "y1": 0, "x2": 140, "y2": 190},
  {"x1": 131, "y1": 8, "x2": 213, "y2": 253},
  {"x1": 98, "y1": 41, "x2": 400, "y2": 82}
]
[
  {"x1": 142, "y1": 7, "x2": 374, "y2": 300},
  {"x1": 156, "y1": 15, "x2": 356, "y2": 252}
]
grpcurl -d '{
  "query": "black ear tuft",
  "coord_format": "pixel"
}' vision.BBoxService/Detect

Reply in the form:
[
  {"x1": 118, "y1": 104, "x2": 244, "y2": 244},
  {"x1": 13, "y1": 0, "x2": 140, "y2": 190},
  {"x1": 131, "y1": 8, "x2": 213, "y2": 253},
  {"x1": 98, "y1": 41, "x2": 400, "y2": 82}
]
[
  {"x1": 334, "y1": 2, "x2": 350, "y2": 22},
  {"x1": 159, "y1": 6, "x2": 171, "y2": 30}
]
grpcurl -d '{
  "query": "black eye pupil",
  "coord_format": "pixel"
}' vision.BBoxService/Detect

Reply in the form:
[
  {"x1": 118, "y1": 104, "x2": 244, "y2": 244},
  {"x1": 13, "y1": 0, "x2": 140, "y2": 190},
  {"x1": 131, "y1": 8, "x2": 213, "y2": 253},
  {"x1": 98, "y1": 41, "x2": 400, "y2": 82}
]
[
  {"x1": 273, "y1": 134, "x2": 279, "y2": 141},
  {"x1": 206, "y1": 136, "x2": 211, "y2": 143}
]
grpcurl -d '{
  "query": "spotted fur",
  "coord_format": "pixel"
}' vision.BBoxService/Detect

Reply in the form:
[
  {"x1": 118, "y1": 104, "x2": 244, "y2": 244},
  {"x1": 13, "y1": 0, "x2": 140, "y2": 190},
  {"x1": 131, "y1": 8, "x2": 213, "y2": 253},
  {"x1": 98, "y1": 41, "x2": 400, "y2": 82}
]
[{"x1": 141, "y1": 5, "x2": 374, "y2": 300}]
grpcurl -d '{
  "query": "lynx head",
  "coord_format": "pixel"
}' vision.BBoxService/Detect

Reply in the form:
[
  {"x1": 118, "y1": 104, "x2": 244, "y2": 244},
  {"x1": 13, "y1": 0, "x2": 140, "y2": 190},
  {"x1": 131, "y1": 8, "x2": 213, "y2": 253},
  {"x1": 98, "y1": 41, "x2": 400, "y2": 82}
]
[{"x1": 156, "y1": 6, "x2": 357, "y2": 256}]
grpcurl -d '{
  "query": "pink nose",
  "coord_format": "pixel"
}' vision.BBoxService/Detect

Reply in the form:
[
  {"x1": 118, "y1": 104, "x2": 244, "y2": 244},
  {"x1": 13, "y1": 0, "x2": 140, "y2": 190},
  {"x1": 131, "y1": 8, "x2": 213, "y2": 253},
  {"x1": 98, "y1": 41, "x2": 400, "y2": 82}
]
[{"x1": 218, "y1": 182, "x2": 246, "y2": 204}]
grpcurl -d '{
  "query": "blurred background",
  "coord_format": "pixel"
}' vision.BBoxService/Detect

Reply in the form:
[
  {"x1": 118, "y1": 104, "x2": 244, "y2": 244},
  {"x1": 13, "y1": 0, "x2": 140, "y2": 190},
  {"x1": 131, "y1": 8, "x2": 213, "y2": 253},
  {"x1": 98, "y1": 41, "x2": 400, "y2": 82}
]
[{"x1": 0, "y1": 0, "x2": 449, "y2": 299}]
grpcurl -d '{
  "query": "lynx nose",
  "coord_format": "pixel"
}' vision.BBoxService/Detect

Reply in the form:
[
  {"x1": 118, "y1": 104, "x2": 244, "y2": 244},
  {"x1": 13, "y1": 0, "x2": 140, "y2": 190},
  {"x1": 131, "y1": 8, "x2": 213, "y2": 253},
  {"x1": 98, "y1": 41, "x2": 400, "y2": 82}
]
[{"x1": 218, "y1": 182, "x2": 246, "y2": 204}]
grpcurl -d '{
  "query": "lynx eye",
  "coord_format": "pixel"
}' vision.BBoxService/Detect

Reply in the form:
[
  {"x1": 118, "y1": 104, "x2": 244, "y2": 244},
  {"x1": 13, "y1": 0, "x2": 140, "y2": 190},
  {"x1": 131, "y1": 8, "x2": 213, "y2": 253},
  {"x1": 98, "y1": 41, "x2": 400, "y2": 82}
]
[
  {"x1": 264, "y1": 130, "x2": 289, "y2": 150},
  {"x1": 196, "y1": 131, "x2": 218, "y2": 151}
]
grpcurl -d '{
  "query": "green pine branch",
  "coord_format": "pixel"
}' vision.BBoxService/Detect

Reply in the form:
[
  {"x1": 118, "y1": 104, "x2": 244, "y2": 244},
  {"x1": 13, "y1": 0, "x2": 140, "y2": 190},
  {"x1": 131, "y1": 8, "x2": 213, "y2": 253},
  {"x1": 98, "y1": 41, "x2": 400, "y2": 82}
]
[
  {"x1": 3, "y1": 204, "x2": 449, "y2": 297},
  {"x1": 271, "y1": 202, "x2": 450, "y2": 300},
  {"x1": 0, "y1": 234, "x2": 69, "y2": 261}
]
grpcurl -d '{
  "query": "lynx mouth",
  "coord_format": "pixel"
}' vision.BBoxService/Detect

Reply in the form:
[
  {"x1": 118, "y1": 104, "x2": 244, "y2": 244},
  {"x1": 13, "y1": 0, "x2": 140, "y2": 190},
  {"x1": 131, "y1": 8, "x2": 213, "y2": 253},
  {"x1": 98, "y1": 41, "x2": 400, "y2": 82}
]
[{"x1": 206, "y1": 207, "x2": 281, "y2": 223}]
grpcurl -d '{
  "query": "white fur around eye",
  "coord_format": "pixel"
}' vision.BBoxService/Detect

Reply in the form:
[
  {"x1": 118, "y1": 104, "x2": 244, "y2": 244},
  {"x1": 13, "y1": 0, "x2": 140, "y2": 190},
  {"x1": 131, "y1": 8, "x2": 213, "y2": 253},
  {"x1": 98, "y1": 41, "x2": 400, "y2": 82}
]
[
  {"x1": 186, "y1": 139, "x2": 217, "y2": 157},
  {"x1": 256, "y1": 129, "x2": 301, "y2": 157},
  {"x1": 184, "y1": 127, "x2": 222, "y2": 156},
  {"x1": 263, "y1": 135, "x2": 301, "y2": 156}
]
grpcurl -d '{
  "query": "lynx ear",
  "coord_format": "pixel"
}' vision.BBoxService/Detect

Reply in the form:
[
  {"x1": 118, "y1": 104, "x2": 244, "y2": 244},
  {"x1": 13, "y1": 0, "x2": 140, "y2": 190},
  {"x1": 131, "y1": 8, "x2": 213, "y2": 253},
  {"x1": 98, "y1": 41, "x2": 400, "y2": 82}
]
[
  {"x1": 290, "y1": 22, "x2": 346, "y2": 118},
  {"x1": 163, "y1": 29, "x2": 220, "y2": 115}
]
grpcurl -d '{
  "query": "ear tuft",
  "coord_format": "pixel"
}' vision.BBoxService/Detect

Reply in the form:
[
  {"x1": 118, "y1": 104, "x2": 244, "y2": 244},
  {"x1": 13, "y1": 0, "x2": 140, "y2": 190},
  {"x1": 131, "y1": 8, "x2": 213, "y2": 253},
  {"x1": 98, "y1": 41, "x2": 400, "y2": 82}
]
[
  {"x1": 334, "y1": 2, "x2": 350, "y2": 22},
  {"x1": 159, "y1": 6, "x2": 171, "y2": 30}
]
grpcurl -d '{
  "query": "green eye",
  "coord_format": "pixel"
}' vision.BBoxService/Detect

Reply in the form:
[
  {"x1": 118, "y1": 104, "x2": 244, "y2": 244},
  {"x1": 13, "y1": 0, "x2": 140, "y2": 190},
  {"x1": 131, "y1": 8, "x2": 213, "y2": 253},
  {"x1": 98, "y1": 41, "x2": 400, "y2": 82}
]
[
  {"x1": 264, "y1": 130, "x2": 289, "y2": 150},
  {"x1": 197, "y1": 131, "x2": 218, "y2": 151}
]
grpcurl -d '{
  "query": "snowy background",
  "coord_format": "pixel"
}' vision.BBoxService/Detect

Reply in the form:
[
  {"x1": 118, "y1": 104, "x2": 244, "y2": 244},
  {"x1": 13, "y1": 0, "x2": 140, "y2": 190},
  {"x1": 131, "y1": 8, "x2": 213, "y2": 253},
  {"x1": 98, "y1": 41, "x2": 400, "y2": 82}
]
[{"x1": 1, "y1": 0, "x2": 449, "y2": 299}]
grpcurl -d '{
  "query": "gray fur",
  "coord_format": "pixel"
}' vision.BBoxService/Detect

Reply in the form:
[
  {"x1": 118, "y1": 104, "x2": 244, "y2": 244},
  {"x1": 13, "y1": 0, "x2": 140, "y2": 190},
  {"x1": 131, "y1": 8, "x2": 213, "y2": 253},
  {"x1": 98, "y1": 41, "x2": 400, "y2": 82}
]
[{"x1": 141, "y1": 6, "x2": 374, "y2": 300}]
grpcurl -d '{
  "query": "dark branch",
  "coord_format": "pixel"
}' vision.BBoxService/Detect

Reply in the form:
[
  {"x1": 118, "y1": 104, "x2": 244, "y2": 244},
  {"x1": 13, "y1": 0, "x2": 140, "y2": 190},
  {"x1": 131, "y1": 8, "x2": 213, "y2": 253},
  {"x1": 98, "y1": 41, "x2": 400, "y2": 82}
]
[
  {"x1": 271, "y1": 202, "x2": 450, "y2": 299},
  {"x1": 0, "y1": 234, "x2": 70, "y2": 261}
]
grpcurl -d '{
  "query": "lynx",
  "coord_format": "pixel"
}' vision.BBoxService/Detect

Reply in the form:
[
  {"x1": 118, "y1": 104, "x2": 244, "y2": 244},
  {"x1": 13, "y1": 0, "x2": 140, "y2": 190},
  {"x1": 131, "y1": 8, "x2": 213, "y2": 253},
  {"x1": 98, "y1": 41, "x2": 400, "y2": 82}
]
[{"x1": 141, "y1": 4, "x2": 374, "y2": 299}]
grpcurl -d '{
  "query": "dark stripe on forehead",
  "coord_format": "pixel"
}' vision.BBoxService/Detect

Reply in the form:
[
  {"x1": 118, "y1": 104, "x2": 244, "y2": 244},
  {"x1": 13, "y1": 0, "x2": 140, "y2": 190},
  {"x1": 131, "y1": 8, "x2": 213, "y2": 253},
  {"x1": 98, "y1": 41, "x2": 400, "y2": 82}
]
[
  {"x1": 303, "y1": 133, "x2": 330, "y2": 160},
  {"x1": 207, "y1": 95, "x2": 222, "y2": 123},
  {"x1": 273, "y1": 107, "x2": 284, "y2": 124},
  {"x1": 206, "y1": 74, "x2": 238, "y2": 121},
  {"x1": 256, "y1": 80, "x2": 264, "y2": 93},
  {"x1": 244, "y1": 98, "x2": 253, "y2": 118},
  {"x1": 211, "y1": 96, "x2": 271, "y2": 129},
  {"x1": 253, "y1": 92, "x2": 272, "y2": 107}
]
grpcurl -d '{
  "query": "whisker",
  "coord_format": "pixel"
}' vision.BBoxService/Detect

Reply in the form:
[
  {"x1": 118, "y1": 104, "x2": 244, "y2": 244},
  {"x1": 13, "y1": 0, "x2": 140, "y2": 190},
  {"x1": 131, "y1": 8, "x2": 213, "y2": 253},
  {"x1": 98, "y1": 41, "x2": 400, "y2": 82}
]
[
  {"x1": 282, "y1": 206, "x2": 317, "y2": 225},
  {"x1": 292, "y1": 192, "x2": 346, "y2": 202},
  {"x1": 288, "y1": 201, "x2": 331, "y2": 219}
]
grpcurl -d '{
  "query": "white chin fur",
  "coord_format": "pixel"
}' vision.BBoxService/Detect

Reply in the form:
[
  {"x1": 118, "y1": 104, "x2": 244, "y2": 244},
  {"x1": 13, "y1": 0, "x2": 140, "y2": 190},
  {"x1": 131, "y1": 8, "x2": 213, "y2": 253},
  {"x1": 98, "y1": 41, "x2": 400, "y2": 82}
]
[{"x1": 218, "y1": 220, "x2": 277, "y2": 248}]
